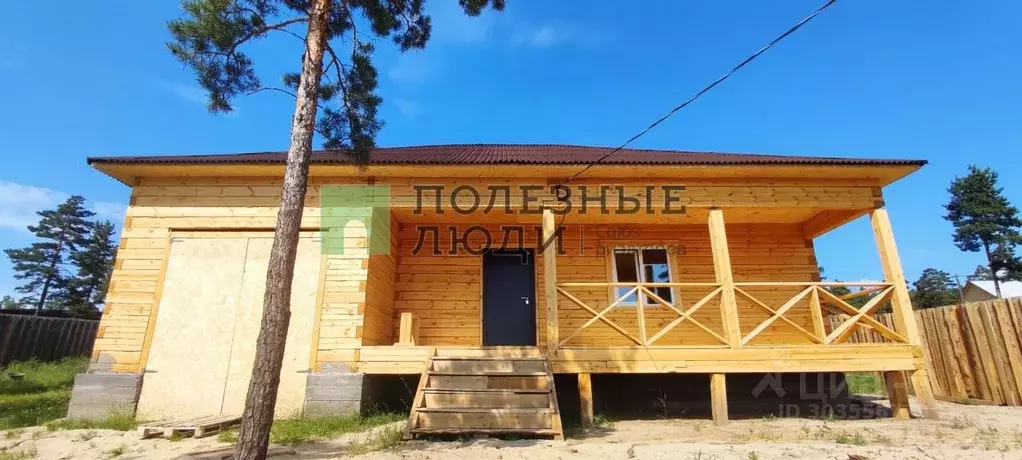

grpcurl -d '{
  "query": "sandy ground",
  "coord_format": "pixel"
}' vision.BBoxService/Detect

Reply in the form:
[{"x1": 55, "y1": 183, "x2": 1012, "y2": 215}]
[{"x1": 3, "y1": 398, "x2": 1022, "y2": 459}]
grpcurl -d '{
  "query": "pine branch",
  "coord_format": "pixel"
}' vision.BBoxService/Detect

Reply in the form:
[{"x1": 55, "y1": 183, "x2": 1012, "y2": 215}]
[
  {"x1": 235, "y1": 17, "x2": 308, "y2": 49},
  {"x1": 245, "y1": 86, "x2": 299, "y2": 99},
  {"x1": 246, "y1": 86, "x2": 334, "y2": 140}
]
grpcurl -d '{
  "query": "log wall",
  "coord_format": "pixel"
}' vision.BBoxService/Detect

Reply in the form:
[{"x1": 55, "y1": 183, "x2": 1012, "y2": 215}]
[{"x1": 91, "y1": 175, "x2": 875, "y2": 373}]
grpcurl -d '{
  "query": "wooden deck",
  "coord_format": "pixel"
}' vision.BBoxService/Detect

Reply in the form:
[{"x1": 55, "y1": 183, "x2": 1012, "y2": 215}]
[{"x1": 357, "y1": 344, "x2": 924, "y2": 375}]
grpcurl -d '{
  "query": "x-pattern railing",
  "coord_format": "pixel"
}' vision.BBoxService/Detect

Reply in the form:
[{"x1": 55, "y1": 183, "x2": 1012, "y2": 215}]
[
  {"x1": 555, "y1": 282, "x2": 725, "y2": 347},
  {"x1": 734, "y1": 282, "x2": 907, "y2": 345},
  {"x1": 554, "y1": 281, "x2": 908, "y2": 348}
]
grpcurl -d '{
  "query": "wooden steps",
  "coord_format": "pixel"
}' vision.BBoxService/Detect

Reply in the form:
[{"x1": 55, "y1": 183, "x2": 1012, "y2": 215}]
[{"x1": 404, "y1": 349, "x2": 564, "y2": 440}]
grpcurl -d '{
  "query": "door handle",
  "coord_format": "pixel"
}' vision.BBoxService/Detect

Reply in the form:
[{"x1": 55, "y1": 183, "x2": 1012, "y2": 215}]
[{"x1": 521, "y1": 296, "x2": 530, "y2": 305}]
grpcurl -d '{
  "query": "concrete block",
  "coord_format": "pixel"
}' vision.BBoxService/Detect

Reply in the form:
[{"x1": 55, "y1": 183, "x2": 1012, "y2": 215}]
[
  {"x1": 303, "y1": 372, "x2": 364, "y2": 416},
  {"x1": 66, "y1": 372, "x2": 142, "y2": 420}
]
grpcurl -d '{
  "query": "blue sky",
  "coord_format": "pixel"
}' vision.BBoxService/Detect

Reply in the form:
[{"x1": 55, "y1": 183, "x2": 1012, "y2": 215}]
[{"x1": 1, "y1": 0, "x2": 1020, "y2": 297}]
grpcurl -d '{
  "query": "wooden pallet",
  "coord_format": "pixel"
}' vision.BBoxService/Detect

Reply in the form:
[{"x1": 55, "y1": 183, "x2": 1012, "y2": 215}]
[
  {"x1": 404, "y1": 348, "x2": 563, "y2": 440},
  {"x1": 138, "y1": 414, "x2": 242, "y2": 439}
]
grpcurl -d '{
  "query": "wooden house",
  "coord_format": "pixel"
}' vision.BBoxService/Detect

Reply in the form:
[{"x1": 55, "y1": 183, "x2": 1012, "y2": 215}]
[{"x1": 69, "y1": 144, "x2": 937, "y2": 438}]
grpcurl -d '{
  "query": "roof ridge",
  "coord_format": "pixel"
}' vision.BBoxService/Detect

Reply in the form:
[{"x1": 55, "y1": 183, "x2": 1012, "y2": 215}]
[{"x1": 367, "y1": 143, "x2": 781, "y2": 157}]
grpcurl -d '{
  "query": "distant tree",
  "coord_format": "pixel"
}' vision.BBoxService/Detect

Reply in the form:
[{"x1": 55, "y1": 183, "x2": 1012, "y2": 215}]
[
  {"x1": 944, "y1": 165, "x2": 1022, "y2": 298},
  {"x1": 67, "y1": 221, "x2": 117, "y2": 318},
  {"x1": 0, "y1": 295, "x2": 20, "y2": 309},
  {"x1": 909, "y1": 268, "x2": 959, "y2": 309},
  {"x1": 990, "y1": 244, "x2": 1022, "y2": 282},
  {"x1": 4, "y1": 196, "x2": 95, "y2": 313},
  {"x1": 166, "y1": 1, "x2": 506, "y2": 457},
  {"x1": 818, "y1": 265, "x2": 871, "y2": 309},
  {"x1": 969, "y1": 265, "x2": 993, "y2": 281}
]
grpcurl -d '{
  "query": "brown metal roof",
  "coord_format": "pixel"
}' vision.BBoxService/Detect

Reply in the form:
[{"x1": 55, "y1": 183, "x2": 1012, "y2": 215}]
[{"x1": 87, "y1": 144, "x2": 926, "y2": 167}]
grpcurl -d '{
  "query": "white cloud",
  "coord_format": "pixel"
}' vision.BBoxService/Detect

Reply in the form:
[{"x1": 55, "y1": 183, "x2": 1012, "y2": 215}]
[
  {"x1": 429, "y1": 1, "x2": 497, "y2": 44},
  {"x1": 154, "y1": 79, "x2": 241, "y2": 118},
  {"x1": 0, "y1": 60, "x2": 21, "y2": 68},
  {"x1": 90, "y1": 201, "x2": 127, "y2": 224},
  {"x1": 0, "y1": 182, "x2": 66, "y2": 231},
  {"x1": 393, "y1": 98, "x2": 421, "y2": 117},
  {"x1": 386, "y1": 3, "x2": 496, "y2": 86},
  {"x1": 0, "y1": 181, "x2": 125, "y2": 232},
  {"x1": 387, "y1": 51, "x2": 434, "y2": 84},
  {"x1": 156, "y1": 79, "x2": 207, "y2": 105},
  {"x1": 512, "y1": 25, "x2": 569, "y2": 47},
  {"x1": 511, "y1": 23, "x2": 610, "y2": 48}
]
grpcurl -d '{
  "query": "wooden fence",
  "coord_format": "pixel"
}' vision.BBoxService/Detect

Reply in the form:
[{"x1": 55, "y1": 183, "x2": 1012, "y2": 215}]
[
  {"x1": 831, "y1": 297, "x2": 1022, "y2": 406},
  {"x1": 0, "y1": 314, "x2": 99, "y2": 366}
]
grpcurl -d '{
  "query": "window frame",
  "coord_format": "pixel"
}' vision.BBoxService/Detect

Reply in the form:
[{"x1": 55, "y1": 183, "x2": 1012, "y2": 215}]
[{"x1": 608, "y1": 246, "x2": 677, "y2": 308}]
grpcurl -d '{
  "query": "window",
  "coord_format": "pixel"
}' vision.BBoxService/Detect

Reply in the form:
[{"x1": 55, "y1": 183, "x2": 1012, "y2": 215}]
[{"x1": 610, "y1": 248, "x2": 674, "y2": 306}]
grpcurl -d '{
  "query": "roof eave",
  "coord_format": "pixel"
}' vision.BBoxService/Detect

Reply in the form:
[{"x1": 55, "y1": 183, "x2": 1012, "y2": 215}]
[{"x1": 88, "y1": 159, "x2": 925, "y2": 188}]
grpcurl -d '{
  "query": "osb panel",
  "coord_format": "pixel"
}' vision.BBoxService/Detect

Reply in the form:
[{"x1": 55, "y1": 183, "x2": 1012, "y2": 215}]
[
  {"x1": 136, "y1": 235, "x2": 321, "y2": 420},
  {"x1": 135, "y1": 238, "x2": 246, "y2": 420},
  {"x1": 91, "y1": 177, "x2": 370, "y2": 373},
  {"x1": 220, "y1": 236, "x2": 320, "y2": 417}
]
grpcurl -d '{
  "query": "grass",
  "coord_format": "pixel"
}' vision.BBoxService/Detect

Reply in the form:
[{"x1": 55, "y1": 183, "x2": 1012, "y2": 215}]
[
  {"x1": 946, "y1": 416, "x2": 975, "y2": 430},
  {"x1": 348, "y1": 426, "x2": 404, "y2": 455},
  {"x1": 0, "y1": 357, "x2": 88, "y2": 430},
  {"x1": 217, "y1": 412, "x2": 405, "y2": 446},
  {"x1": 73, "y1": 430, "x2": 99, "y2": 442},
  {"x1": 105, "y1": 444, "x2": 128, "y2": 458},
  {"x1": 845, "y1": 372, "x2": 886, "y2": 395},
  {"x1": 592, "y1": 413, "x2": 614, "y2": 428},
  {"x1": 0, "y1": 448, "x2": 36, "y2": 460},
  {"x1": 978, "y1": 426, "x2": 1007, "y2": 451},
  {"x1": 217, "y1": 429, "x2": 239, "y2": 443},
  {"x1": 46, "y1": 413, "x2": 139, "y2": 432},
  {"x1": 833, "y1": 431, "x2": 868, "y2": 446}
]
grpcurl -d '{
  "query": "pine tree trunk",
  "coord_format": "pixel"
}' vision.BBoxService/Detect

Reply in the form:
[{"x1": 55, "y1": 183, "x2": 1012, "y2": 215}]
[
  {"x1": 984, "y1": 241, "x2": 1002, "y2": 298},
  {"x1": 36, "y1": 238, "x2": 64, "y2": 315},
  {"x1": 233, "y1": 1, "x2": 332, "y2": 458}
]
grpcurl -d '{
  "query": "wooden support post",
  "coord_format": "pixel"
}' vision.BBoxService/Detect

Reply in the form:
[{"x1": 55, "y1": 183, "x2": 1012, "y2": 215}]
[
  {"x1": 884, "y1": 371, "x2": 911, "y2": 420},
  {"x1": 870, "y1": 208, "x2": 939, "y2": 419},
  {"x1": 578, "y1": 372, "x2": 594, "y2": 427},
  {"x1": 710, "y1": 373, "x2": 728, "y2": 425},
  {"x1": 636, "y1": 291, "x2": 648, "y2": 345},
  {"x1": 397, "y1": 312, "x2": 418, "y2": 346},
  {"x1": 542, "y1": 207, "x2": 560, "y2": 353},
  {"x1": 808, "y1": 287, "x2": 827, "y2": 342},
  {"x1": 708, "y1": 209, "x2": 741, "y2": 348}
]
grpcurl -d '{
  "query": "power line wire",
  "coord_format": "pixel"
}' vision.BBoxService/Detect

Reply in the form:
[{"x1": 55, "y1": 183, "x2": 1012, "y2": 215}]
[{"x1": 559, "y1": 0, "x2": 839, "y2": 186}]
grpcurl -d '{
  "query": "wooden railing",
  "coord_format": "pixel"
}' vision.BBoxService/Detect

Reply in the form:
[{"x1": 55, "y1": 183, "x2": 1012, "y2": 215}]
[
  {"x1": 556, "y1": 282, "x2": 724, "y2": 347},
  {"x1": 733, "y1": 282, "x2": 906, "y2": 346},
  {"x1": 553, "y1": 281, "x2": 907, "y2": 349}
]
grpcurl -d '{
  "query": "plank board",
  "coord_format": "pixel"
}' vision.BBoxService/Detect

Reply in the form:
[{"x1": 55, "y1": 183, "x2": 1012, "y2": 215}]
[
  {"x1": 138, "y1": 414, "x2": 241, "y2": 439},
  {"x1": 835, "y1": 297, "x2": 1022, "y2": 406}
]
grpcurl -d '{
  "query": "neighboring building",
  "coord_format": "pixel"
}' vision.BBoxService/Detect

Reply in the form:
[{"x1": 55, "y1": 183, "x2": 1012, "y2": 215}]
[
  {"x1": 68, "y1": 144, "x2": 938, "y2": 438},
  {"x1": 962, "y1": 280, "x2": 1022, "y2": 303}
]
